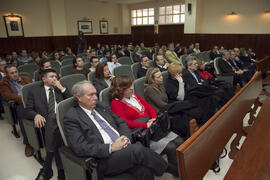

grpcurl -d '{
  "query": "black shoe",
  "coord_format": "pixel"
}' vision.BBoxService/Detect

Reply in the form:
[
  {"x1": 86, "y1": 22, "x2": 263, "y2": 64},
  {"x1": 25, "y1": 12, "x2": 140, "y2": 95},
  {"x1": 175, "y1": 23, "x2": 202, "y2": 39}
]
[
  {"x1": 35, "y1": 168, "x2": 53, "y2": 180},
  {"x1": 57, "y1": 169, "x2": 66, "y2": 180},
  {"x1": 0, "y1": 114, "x2": 4, "y2": 120},
  {"x1": 166, "y1": 163, "x2": 179, "y2": 178}
]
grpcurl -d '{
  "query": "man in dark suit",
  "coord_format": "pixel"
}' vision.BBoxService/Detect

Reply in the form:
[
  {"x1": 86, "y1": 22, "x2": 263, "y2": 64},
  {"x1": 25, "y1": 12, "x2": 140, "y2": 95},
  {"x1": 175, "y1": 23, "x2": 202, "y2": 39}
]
[
  {"x1": 25, "y1": 69, "x2": 71, "y2": 180},
  {"x1": 155, "y1": 54, "x2": 169, "y2": 72},
  {"x1": 217, "y1": 51, "x2": 250, "y2": 87},
  {"x1": 182, "y1": 57, "x2": 208, "y2": 91},
  {"x1": 137, "y1": 55, "x2": 150, "y2": 78},
  {"x1": 63, "y1": 81, "x2": 178, "y2": 180}
]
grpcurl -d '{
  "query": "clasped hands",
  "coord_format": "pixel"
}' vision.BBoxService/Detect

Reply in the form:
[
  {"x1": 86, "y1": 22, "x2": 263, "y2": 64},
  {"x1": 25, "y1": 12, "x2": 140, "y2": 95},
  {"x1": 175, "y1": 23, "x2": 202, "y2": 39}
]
[{"x1": 111, "y1": 136, "x2": 131, "y2": 152}]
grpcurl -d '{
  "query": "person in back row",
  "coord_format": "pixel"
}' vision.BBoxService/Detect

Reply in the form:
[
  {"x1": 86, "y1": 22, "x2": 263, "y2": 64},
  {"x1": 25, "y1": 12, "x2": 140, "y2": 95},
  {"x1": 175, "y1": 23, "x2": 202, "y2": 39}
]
[
  {"x1": 165, "y1": 43, "x2": 183, "y2": 66},
  {"x1": 137, "y1": 55, "x2": 150, "y2": 78},
  {"x1": 89, "y1": 56, "x2": 99, "y2": 72},
  {"x1": 92, "y1": 62, "x2": 115, "y2": 95},
  {"x1": 63, "y1": 80, "x2": 176, "y2": 180},
  {"x1": 107, "y1": 53, "x2": 121, "y2": 74},
  {"x1": 72, "y1": 56, "x2": 90, "y2": 77}
]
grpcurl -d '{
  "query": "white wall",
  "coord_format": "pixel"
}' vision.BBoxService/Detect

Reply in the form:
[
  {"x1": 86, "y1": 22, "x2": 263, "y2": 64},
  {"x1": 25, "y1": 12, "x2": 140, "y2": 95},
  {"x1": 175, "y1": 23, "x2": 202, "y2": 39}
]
[
  {"x1": 196, "y1": 0, "x2": 270, "y2": 34},
  {"x1": 0, "y1": 0, "x2": 126, "y2": 37},
  {"x1": 64, "y1": 0, "x2": 123, "y2": 35},
  {"x1": 0, "y1": 0, "x2": 52, "y2": 37}
]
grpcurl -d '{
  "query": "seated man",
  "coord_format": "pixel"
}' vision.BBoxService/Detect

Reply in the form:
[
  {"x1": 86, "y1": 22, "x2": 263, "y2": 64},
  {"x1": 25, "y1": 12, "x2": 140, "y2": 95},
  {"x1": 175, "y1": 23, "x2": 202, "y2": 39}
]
[
  {"x1": 155, "y1": 54, "x2": 169, "y2": 72},
  {"x1": 100, "y1": 50, "x2": 111, "y2": 62},
  {"x1": 218, "y1": 51, "x2": 251, "y2": 87},
  {"x1": 17, "y1": 48, "x2": 32, "y2": 64},
  {"x1": 25, "y1": 69, "x2": 71, "y2": 180},
  {"x1": 0, "y1": 59, "x2": 6, "y2": 79},
  {"x1": 89, "y1": 56, "x2": 99, "y2": 72},
  {"x1": 137, "y1": 55, "x2": 150, "y2": 78},
  {"x1": 182, "y1": 57, "x2": 208, "y2": 90},
  {"x1": 63, "y1": 81, "x2": 177, "y2": 180},
  {"x1": 36, "y1": 59, "x2": 52, "y2": 81},
  {"x1": 165, "y1": 43, "x2": 184, "y2": 67},
  {"x1": 72, "y1": 56, "x2": 90, "y2": 77},
  {"x1": 0, "y1": 64, "x2": 33, "y2": 156},
  {"x1": 210, "y1": 45, "x2": 221, "y2": 60}
]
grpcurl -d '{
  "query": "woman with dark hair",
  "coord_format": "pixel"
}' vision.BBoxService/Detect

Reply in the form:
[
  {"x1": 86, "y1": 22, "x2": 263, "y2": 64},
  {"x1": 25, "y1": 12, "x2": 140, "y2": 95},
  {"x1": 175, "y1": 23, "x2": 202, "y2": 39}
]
[
  {"x1": 92, "y1": 62, "x2": 115, "y2": 95},
  {"x1": 110, "y1": 75, "x2": 181, "y2": 176}
]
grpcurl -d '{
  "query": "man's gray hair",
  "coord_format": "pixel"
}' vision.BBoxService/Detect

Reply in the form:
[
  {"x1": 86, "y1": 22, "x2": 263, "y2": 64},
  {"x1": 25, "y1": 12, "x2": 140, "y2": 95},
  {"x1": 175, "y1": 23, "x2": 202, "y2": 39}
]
[
  {"x1": 221, "y1": 50, "x2": 229, "y2": 57},
  {"x1": 71, "y1": 80, "x2": 92, "y2": 96},
  {"x1": 186, "y1": 56, "x2": 197, "y2": 67}
]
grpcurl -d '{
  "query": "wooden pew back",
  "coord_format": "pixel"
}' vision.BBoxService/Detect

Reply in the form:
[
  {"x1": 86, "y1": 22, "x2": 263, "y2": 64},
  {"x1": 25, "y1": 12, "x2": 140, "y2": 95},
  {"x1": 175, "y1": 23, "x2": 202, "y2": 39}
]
[{"x1": 176, "y1": 71, "x2": 262, "y2": 180}]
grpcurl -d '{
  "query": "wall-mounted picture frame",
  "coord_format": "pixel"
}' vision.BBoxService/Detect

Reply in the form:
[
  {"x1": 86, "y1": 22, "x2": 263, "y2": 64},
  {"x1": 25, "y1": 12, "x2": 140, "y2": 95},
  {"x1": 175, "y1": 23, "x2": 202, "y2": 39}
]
[
  {"x1": 3, "y1": 15, "x2": 24, "y2": 37},
  {"x1": 77, "y1": 20, "x2": 93, "y2": 34},
  {"x1": 99, "y1": 20, "x2": 108, "y2": 34}
]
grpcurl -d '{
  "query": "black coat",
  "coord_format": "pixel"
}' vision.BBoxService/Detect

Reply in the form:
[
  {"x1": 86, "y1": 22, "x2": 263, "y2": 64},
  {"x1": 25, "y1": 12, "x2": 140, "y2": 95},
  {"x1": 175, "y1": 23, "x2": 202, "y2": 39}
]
[
  {"x1": 182, "y1": 69, "x2": 208, "y2": 91},
  {"x1": 137, "y1": 67, "x2": 147, "y2": 78}
]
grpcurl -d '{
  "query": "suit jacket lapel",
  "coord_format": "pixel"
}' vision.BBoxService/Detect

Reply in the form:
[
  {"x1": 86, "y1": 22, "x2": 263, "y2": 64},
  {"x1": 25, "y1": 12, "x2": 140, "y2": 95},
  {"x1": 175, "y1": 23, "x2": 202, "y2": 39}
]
[
  {"x1": 76, "y1": 106, "x2": 104, "y2": 143},
  {"x1": 39, "y1": 84, "x2": 49, "y2": 112}
]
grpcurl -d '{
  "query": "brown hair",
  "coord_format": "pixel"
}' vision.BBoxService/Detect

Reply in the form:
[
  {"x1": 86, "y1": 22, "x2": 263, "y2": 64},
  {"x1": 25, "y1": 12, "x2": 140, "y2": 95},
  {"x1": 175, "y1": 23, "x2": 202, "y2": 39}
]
[
  {"x1": 168, "y1": 62, "x2": 182, "y2": 77},
  {"x1": 196, "y1": 59, "x2": 204, "y2": 70},
  {"x1": 110, "y1": 75, "x2": 133, "y2": 100},
  {"x1": 145, "y1": 68, "x2": 160, "y2": 85},
  {"x1": 95, "y1": 62, "x2": 107, "y2": 79}
]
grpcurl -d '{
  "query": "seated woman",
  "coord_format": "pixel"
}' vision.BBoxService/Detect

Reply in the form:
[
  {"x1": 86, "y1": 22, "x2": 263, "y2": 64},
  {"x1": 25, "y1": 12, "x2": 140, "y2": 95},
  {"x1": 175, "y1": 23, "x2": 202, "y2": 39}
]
[
  {"x1": 196, "y1": 59, "x2": 214, "y2": 81},
  {"x1": 92, "y1": 62, "x2": 115, "y2": 95},
  {"x1": 110, "y1": 75, "x2": 182, "y2": 172},
  {"x1": 165, "y1": 62, "x2": 218, "y2": 125},
  {"x1": 145, "y1": 67, "x2": 199, "y2": 138}
]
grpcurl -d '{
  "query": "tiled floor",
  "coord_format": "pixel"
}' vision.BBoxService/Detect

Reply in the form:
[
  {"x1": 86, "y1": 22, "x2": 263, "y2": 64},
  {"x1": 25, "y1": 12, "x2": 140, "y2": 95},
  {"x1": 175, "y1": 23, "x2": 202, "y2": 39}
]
[{"x1": 0, "y1": 101, "x2": 263, "y2": 180}]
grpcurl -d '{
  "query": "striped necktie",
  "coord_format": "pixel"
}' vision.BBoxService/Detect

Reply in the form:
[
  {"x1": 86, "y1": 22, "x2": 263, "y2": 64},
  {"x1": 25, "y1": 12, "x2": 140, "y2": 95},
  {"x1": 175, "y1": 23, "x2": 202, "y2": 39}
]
[{"x1": 48, "y1": 88, "x2": 55, "y2": 113}]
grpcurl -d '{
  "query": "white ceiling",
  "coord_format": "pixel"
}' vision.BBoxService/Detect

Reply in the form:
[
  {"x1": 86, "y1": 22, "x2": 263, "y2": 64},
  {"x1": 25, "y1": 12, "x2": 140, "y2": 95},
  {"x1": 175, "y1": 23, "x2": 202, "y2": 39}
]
[{"x1": 97, "y1": 0, "x2": 153, "y2": 4}]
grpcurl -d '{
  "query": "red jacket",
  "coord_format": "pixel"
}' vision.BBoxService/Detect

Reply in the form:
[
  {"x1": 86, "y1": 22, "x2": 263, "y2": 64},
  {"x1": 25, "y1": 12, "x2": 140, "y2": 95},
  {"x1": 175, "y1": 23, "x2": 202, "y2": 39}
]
[
  {"x1": 111, "y1": 93, "x2": 157, "y2": 129},
  {"x1": 198, "y1": 70, "x2": 213, "y2": 80}
]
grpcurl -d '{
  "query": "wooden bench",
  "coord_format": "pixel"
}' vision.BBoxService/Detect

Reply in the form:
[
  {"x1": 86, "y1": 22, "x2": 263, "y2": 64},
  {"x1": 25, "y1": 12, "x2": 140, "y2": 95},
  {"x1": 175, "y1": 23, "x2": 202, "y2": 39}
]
[
  {"x1": 176, "y1": 71, "x2": 263, "y2": 180},
  {"x1": 224, "y1": 98, "x2": 270, "y2": 180}
]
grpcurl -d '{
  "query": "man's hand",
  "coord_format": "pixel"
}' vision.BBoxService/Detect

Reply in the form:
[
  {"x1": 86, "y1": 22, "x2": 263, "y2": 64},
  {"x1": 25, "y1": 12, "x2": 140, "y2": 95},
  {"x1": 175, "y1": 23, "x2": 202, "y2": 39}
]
[
  {"x1": 53, "y1": 80, "x2": 65, "y2": 91},
  {"x1": 34, "y1": 114, "x2": 46, "y2": 128},
  {"x1": 164, "y1": 63, "x2": 170, "y2": 68},
  {"x1": 109, "y1": 75, "x2": 115, "y2": 80},
  {"x1": 111, "y1": 136, "x2": 130, "y2": 152}
]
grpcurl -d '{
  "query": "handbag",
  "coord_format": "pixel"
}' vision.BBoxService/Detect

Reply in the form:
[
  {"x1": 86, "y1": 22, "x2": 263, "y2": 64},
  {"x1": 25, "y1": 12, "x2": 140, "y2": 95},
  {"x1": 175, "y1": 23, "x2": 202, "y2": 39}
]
[{"x1": 132, "y1": 111, "x2": 171, "y2": 146}]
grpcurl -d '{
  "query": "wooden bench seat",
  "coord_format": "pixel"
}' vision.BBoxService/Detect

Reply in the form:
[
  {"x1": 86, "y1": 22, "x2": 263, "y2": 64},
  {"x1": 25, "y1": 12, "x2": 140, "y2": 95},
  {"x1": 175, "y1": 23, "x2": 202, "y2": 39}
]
[
  {"x1": 176, "y1": 71, "x2": 263, "y2": 180},
  {"x1": 224, "y1": 98, "x2": 270, "y2": 180}
]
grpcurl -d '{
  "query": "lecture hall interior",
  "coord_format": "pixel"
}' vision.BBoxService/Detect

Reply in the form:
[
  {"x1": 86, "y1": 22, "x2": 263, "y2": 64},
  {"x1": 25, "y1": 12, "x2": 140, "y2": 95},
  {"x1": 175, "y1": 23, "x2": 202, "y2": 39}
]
[{"x1": 0, "y1": 0, "x2": 270, "y2": 180}]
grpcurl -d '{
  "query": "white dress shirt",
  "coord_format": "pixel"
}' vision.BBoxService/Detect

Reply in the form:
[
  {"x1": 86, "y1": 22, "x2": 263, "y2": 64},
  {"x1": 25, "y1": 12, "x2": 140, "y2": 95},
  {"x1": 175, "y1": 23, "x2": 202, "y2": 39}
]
[
  {"x1": 44, "y1": 85, "x2": 66, "y2": 113},
  {"x1": 122, "y1": 94, "x2": 142, "y2": 111},
  {"x1": 80, "y1": 106, "x2": 120, "y2": 145}
]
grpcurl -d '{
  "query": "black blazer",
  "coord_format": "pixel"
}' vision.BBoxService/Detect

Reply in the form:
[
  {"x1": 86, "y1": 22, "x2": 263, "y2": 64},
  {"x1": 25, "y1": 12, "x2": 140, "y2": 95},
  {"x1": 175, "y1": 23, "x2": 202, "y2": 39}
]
[
  {"x1": 63, "y1": 102, "x2": 132, "y2": 159},
  {"x1": 25, "y1": 83, "x2": 71, "y2": 119},
  {"x1": 182, "y1": 69, "x2": 207, "y2": 91},
  {"x1": 217, "y1": 58, "x2": 234, "y2": 75},
  {"x1": 137, "y1": 67, "x2": 147, "y2": 78},
  {"x1": 92, "y1": 76, "x2": 109, "y2": 95}
]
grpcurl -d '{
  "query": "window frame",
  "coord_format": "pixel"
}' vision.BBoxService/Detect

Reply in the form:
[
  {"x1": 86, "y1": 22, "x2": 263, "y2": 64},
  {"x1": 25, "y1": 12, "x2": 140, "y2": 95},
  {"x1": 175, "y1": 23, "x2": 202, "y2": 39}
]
[
  {"x1": 158, "y1": 4, "x2": 185, "y2": 25},
  {"x1": 131, "y1": 8, "x2": 155, "y2": 26}
]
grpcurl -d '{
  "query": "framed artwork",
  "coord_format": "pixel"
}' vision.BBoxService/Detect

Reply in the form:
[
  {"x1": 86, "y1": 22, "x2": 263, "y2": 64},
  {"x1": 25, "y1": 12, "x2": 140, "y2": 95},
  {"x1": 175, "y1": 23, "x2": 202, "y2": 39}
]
[
  {"x1": 77, "y1": 20, "x2": 93, "y2": 34},
  {"x1": 99, "y1": 20, "x2": 108, "y2": 34},
  {"x1": 3, "y1": 15, "x2": 24, "y2": 37}
]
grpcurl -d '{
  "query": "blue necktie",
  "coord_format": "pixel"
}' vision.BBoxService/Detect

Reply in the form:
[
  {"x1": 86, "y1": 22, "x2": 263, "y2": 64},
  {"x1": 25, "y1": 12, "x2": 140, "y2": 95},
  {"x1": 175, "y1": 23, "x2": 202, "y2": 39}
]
[{"x1": 91, "y1": 111, "x2": 119, "y2": 142}]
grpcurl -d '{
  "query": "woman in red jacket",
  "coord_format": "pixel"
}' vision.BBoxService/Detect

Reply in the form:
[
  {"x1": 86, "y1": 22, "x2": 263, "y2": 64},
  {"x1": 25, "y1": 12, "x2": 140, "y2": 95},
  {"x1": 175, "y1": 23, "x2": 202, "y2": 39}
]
[
  {"x1": 110, "y1": 75, "x2": 156, "y2": 129},
  {"x1": 110, "y1": 75, "x2": 182, "y2": 176}
]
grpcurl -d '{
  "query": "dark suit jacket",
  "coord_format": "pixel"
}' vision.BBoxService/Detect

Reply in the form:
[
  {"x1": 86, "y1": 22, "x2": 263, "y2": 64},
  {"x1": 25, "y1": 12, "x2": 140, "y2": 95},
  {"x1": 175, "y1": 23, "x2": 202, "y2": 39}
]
[
  {"x1": 182, "y1": 69, "x2": 207, "y2": 91},
  {"x1": 137, "y1": 67, "x2": 147, "y2": 78},
  {"x1": 25, "y1": 83, "x2": 71, "y2": 119},
  {"x1": 217, "y1": 58, "x2": 234, "y2": 75},
  {"x1": 92, "y1": 76, "x2": 109, "y2": 95},
  {"x1": 63, "y1": 102, "x2": 132, "y2": 159}
]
